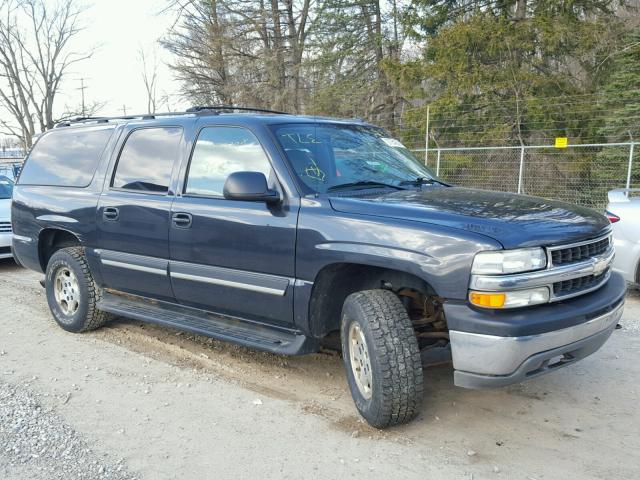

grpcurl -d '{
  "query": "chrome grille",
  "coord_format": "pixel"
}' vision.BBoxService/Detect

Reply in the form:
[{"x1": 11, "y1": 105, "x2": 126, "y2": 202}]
[
  {"x1": 0, "y1": 222, "x2": 11, "y2": 233},
  {"x1": 553, "y1": 269, "x2": 609, "y2": 296},
  {"x1": 469, "y1": 232, "x2": 615, "y2": 308},
  {"x1": 550, "y1": 237, "x2": 610, "y2": 266}
]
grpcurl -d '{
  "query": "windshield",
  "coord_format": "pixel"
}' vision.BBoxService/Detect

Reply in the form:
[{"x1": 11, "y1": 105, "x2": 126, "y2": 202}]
[
  {"x1": 271, "y1": 123, "x2": 438, "y2": 194},
  {"x1": 0, "y1": 176, "x2": 14, "y2": 199}
]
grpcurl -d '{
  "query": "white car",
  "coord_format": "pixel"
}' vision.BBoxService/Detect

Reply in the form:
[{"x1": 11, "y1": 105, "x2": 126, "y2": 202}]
[
  {"x1": 0, "y1": 175, "x2": 13, "y2": 260},
  {"x1": 607, "y1": 188, "x2": 640, "y2": 286}
]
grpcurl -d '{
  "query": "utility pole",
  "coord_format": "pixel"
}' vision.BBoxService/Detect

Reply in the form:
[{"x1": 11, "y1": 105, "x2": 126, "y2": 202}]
[
  {"x1": 77, "y1": 78, "x2": 87, "y2": 116},
  {"x1": 121, "y1": 105, "x2": 128, "y2": 116}
]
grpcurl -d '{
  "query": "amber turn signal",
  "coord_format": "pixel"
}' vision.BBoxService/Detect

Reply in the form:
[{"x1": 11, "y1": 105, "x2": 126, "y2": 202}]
[{"x1": 469, "y1": 292, "x2": 506, "y2": 308}]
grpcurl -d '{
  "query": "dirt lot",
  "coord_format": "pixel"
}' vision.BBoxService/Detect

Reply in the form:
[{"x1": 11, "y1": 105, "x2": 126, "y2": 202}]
[{"x1": 1, "y1": 259, "x2": 639, "y2": 480}]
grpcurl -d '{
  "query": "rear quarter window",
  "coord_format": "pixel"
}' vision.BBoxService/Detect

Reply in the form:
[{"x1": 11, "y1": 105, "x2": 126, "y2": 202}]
[{"x1": 19, "y1": 126, "x2": 114, "y2": 187}]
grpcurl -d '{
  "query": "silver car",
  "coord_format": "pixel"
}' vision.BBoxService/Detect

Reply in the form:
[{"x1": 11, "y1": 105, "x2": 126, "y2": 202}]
[
  {"x1": 607, "y1": 189, "x2": 640, "y2": 286},
  {"x1": 0, "y1": 175, "x2": 13, "y2": 259}
]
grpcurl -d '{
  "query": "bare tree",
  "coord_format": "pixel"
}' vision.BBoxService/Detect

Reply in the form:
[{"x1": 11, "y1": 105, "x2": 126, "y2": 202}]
[
  {"x1": 58, "y1": 99, "x2": 106, "y2": 121},
  {"x1": 162, "y1": 0, "x2": 234, "y2": 106},
  {"x1": 139, "y1": 46, "x2": 158, "y2": 114},
  {"x1": 0, "y1": 0, "x2": 91, "y2": 148},
  {"x1": 163, "y1": 0, "x2": 315, "y2": 112}
]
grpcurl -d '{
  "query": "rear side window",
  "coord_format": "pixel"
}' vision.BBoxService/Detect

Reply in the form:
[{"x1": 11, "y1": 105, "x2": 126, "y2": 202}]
[
  {"x1": 185, "y1": 126, "x2": 272, "y2": 197},
  {"x1": 19, "y1": 127, "x2": 113, "y2": 187},
  {"x1": 112, "y1": 127, "x2": 182, "y2": 193}
]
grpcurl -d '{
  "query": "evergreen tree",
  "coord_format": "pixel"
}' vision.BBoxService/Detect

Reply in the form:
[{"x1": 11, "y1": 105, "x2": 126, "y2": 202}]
[
  {"x1": 398, "y1": 0, "x2": 625, "y2": 147},
  {"x1": 598, "y1": 27, "x2": 640, "y2": 142}
]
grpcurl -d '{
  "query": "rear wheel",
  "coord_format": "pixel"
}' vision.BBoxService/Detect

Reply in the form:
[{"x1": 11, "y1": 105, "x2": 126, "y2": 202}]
[
  {"x1": 341, "y1": 289, "x2": 424, "y2": 428},
  {"x1": 45, "y1": 247, "x2": 111, "y2": 332}
]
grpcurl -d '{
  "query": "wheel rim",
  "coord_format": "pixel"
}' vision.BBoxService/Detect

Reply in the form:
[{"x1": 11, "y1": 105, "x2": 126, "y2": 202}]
[
  {"x1": 348, "y1": 322, "x2": 373, "y2": 399},
  {"x1": 53, "y1": 267, "x2": 80, "y2": 317}
]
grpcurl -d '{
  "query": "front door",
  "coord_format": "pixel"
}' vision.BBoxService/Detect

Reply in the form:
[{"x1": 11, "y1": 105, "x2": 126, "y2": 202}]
[
  {"x1": 96, "y1": 126, "x2": 183, "y2": 302},
  {"x1": 169, "y1": 125, "x2": 298, "y2": 326}
]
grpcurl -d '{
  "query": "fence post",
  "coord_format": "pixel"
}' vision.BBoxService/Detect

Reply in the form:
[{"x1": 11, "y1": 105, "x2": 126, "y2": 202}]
[
  {"x1": 424, "y1": 106, "x2": 430, "y2": 166},
  {"x1": 626, "y1": 142, "x2": 635, "y2": 190},
  {"x1": 517, "y1": 146, "x2": 525, "y2": 194},
  {"x1": 436, "y1": 149, "x2": 441, "y2": 177}
]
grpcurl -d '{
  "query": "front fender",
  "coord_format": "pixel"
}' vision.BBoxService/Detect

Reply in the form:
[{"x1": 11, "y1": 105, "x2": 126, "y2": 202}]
[
  {"x1": 296, "y1": 198, "x2": 502, "y2": 300},
  {"x1": 313, "y1": 241, "x2": 448, "y2": 292}
]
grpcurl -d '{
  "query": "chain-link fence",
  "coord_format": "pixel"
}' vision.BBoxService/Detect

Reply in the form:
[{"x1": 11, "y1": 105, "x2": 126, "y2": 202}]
[{"x1": 412, "y1": 142, "x2": 639, "y2": 209}]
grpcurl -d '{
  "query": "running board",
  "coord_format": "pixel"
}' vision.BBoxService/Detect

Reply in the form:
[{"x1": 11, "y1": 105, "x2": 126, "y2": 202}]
[{"x1": 97, "y1": 292, "x2": 317, "y2": 355}]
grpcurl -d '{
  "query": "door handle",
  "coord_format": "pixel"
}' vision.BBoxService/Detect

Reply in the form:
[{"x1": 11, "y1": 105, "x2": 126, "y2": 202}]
[
  {"x1": 172, "y1": 212, "x2": 192, "y2": 229},
  {"x1": 103, "y1": 207, "x2": 119, "y2": 221}
]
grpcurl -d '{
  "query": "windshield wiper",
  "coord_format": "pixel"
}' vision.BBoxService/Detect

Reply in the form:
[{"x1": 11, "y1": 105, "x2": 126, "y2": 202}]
[
  {"x1": 326, "y1": 181, "x2": 406, "y2": 192},
  {"x1": 398, "y1": 177, "x2": 445, "y2": 187}
]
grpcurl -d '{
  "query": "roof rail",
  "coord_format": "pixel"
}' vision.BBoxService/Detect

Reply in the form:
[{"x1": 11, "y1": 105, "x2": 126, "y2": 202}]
[
  {"x1": 54, "y1": 112, "x2": 178, "y2": 128},
  {"x1": 53, "y1": 105, "x2": 289, "y2": 128},
  {"x1": 186, "y1": 105, "x2": 289, "y2": 115}
]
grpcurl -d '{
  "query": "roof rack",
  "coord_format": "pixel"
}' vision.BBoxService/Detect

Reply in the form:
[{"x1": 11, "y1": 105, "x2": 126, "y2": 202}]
[
  {"x1": 186, "y1": 105, "x2": 289, "y2": 115},
  {"x1": 54, "y1": 105, "x2": 289, "y2": 128},
  {"x1": 54, "y1": 112, "x2": 180, "y2": 128}
]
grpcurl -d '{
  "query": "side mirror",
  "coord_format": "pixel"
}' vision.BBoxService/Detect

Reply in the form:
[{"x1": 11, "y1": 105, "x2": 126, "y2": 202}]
[{"x1": 223, "y1": 171, "x2": 280, "y2": 204}]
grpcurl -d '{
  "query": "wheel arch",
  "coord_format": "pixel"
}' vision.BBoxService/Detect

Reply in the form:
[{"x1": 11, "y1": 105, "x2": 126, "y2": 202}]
[
  {"x1": 38, "y1": 228, "x2": 82, "y2": 271},
  {"x1": 307, "y1": 262, "x2": 438, "y2": 338}
]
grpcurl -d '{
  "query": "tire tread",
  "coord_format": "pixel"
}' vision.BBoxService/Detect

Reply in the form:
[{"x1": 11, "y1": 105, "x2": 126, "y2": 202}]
[
  {"x1": 344, "y1": 289, "x2": 424, "y2": 428},
  {"x1": 53, "y1": 247, "x2": 111, "y2": 332}
]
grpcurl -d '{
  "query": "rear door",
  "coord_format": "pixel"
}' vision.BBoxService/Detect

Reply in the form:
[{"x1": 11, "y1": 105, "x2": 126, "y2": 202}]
[
  {"x1": 95, "y1": 126, "x2": 183, "y2": 302},
  {"x1": 169, "y1": 125, "x2": 299, "y2": 326}
]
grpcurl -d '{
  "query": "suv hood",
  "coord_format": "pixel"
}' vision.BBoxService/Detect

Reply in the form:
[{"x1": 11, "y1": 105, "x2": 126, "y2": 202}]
[{"x1": 329, "y1": 187, "x2": 610, "y2": 249}]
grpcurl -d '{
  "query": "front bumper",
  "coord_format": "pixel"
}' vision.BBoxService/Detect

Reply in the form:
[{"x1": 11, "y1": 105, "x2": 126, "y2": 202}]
[
  {"x1": 0, "y1": 232, "x2": 12, "y2": 259},
  {"x1": 447, "y1": 272, "x2": 626, "y2": 389}
]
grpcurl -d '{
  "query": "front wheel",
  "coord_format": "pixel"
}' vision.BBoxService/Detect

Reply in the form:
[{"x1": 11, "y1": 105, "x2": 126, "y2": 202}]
[
  {"x1": 341, "y1": 289, "x2": 424, "y2": 428},
  {"x1": 45, "y1": 247, "x2": 111, "y2": 333}
]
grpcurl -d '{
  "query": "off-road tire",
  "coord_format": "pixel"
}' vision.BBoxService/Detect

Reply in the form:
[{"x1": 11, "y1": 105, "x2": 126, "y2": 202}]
[
  {"x1": 341, "y1": 289, "x2": 424, "y2": 428},
  {"x1": 45, "y1": 247, "x2": 111, "y2": 333}
]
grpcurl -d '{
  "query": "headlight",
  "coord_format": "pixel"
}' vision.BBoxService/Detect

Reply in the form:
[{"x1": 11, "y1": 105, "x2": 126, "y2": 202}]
[
  {"x1": 469, "y1": 287, "x2": 550, "y2": 309},
  {"x1": 471, "y1": 248, "x2": 546, "y2": 275}
]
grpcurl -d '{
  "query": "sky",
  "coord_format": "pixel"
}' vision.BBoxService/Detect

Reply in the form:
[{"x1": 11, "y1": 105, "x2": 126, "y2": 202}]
[{"x1": 57, "y1": 0, "x2": 188, "y2": 117}]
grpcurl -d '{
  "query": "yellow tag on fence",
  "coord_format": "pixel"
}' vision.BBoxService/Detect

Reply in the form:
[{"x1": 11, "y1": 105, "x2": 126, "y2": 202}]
[{"x1": 555, "y1": 137, "x2": 568, "y2": 148}]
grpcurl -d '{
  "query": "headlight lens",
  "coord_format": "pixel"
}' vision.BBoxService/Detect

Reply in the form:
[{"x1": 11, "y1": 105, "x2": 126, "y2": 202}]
[
  {"x1": 469, "y1": 287, "x2": 550, "y2": 309},
  {"x1": 471, "y1": 248, "x2": 547, "y2": 275}
]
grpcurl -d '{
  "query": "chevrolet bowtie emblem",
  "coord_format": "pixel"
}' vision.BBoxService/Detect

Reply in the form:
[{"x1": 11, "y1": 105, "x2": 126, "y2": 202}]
[{"x1": 592, "y1": 256, "x2": 609, "y2": 276}]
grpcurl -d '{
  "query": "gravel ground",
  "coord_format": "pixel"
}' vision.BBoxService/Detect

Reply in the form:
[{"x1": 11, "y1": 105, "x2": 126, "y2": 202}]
[
  {"x1": 1, "y1": 260, "x2": 640, "y2": 479},
  {"x1": 0, "y1": 381, "x2": 137, "y2": 480}
]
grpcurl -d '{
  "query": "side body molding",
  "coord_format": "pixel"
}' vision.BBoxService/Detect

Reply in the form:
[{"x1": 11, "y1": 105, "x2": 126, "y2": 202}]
[
  {"x1": 94, "y1": 249, "x2": 168, "y2": 276},
  {"x1": 93, "y1": 248, "x2": 295, "y2": 300},
  {"x1": 170, "y1": 261, "x2": 291, "y2": 296}
]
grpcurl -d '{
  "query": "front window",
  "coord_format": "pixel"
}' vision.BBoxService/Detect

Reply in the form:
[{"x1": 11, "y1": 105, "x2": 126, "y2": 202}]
[
  {"x1": 0, "y1": 176, "x2": 14, "y2": 199},
  {"x1": 185, "y1": 126, "x2": 273, "y2": 197},
  {"x1": 271, "y1": 123, "x2": 438, "y2": 194}
]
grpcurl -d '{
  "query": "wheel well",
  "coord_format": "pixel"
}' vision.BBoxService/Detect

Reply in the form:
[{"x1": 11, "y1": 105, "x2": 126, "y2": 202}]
[
  {"x1": 38, "y1": 229, "x2": 82, "y2": 271},
  {"x1": 308, "y1": 263, "x2": 443, "y2": 339}
]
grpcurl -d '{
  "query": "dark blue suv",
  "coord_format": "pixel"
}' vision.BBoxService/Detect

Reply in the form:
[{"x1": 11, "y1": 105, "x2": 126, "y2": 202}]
[{"x1": 11, "y1": 107, "x2": 626, "y2": 428}]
